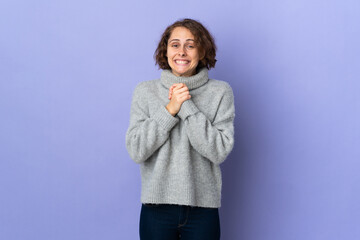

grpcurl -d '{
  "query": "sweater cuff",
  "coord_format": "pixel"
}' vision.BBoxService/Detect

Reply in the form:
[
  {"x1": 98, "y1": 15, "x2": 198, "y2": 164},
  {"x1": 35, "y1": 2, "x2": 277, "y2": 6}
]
[
  {"x1": 152, "y1": 106, "x2": 180, "y2": 131},
  {"x1": 177, "y1": 100, "x2": 199, "y2": 120}
]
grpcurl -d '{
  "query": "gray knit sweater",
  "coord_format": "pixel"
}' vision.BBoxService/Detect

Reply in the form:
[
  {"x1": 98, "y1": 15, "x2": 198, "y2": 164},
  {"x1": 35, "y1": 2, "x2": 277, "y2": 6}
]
[{"x1": 126, "y1": 68, "x2": 235, "y2": 208}]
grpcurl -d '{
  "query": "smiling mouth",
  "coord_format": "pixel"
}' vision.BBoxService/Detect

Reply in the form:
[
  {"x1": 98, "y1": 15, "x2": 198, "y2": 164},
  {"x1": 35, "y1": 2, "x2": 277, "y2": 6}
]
[{"x1": 175, "y1": 60, "x2": 190, "y2": 65}]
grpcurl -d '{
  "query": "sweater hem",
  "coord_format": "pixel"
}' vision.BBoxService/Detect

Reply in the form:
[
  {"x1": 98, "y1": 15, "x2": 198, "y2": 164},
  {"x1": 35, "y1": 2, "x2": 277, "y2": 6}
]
[{"x1": 141, "y1": 197, "x2": 221, "y2": 208}]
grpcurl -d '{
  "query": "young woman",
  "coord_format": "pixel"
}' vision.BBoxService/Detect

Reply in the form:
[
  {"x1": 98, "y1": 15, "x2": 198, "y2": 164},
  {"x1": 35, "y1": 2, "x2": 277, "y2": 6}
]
[{"x1": 126, "y1": 18, "x2": 235, "y2": 240}]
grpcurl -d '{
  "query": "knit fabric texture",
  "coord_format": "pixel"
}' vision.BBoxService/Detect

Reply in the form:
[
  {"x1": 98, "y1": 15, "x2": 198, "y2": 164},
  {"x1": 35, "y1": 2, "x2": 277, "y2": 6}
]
[{"x1": 125, "y1": 68, "x2": 235, "y2": 208}]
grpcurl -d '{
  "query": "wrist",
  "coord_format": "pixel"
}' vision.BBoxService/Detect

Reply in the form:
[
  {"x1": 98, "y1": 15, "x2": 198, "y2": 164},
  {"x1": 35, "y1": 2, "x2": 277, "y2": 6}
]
[{"x1": 166, "y1": 104, "x2": 177, "y2": 116}]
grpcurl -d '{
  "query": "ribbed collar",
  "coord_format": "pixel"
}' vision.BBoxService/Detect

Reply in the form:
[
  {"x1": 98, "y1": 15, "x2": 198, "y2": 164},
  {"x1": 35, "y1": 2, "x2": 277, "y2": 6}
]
[{"x1": 160, "y1": 68, "x2": 209, "y2": 90}]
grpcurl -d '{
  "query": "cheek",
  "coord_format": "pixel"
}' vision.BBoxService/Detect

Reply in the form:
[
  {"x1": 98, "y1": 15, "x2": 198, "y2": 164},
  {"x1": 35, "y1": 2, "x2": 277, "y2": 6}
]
[
  {"x1": 191, "y1": 54, "x2": 200, "y2": 64},
  {"x1": 192, "y1": 51, "x2": 200, "y2": 61},
  {"x1": 167, "y1": 48, "x2": 175, "y2": 57}
]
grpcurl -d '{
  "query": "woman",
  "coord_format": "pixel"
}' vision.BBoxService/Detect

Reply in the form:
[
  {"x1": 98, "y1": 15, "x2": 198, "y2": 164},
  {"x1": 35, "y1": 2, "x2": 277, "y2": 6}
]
[{"x1": 126, "y1": 18, "x2": 235, "y2": 240}]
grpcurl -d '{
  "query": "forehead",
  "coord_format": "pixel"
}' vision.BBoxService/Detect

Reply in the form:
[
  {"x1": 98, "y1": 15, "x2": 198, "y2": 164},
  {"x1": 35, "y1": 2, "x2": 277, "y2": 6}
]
[{"x1": 169, "y1": 27, "x2": 195, "y2": 41}]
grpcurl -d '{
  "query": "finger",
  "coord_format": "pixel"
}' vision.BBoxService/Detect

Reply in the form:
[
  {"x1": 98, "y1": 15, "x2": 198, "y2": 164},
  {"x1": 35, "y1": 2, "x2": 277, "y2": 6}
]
[
  {"x1": 169, "y1": 85, "x2": 176, "y2": 94},
  {"x1": 177, "y1": 91, "x2": 190, "y2": 99},
  {"x1": 174, "y1": 84, "x2": 188, "y2": 92},
  {"x1": 169, "y1": 85, "x2": 176, "y2": 91},
  {"x1": 173, "y1": 87, "x2": 189, "y2": 95},
  {"x1": 168, "y1": 85, "x2": 176, "y2": 99},
  {"x1": 179, "y1": 93, "x2": 191, "y2": 102},
  {"x1": 174, "y1": 91, "x2": 189, "y2": 101},
  {"x1": 173, "y1": 83, "x2": 184, "y2": 91},
  {"x1": 170, "y1": 83, "x2": 187, "y2": 99}
]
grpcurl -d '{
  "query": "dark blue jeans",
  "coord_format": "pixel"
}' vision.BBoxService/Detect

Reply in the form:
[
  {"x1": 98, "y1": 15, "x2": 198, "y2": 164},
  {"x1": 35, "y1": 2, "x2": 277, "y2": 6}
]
[{"x1": 139, "y1": 203, "x2": 220, "y2": 240}]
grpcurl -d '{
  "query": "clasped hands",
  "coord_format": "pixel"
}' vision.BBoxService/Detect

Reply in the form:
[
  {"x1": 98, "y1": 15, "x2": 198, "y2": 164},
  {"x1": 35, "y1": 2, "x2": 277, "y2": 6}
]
[{"x1": 166, "y1": 83, "x2": 191, "y2": 116}]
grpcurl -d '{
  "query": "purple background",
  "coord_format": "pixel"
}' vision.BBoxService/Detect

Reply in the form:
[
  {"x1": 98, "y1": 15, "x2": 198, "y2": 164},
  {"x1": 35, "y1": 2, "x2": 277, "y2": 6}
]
[{"x1": 1, "y1": 0, "x2": 359, "y2": 239}]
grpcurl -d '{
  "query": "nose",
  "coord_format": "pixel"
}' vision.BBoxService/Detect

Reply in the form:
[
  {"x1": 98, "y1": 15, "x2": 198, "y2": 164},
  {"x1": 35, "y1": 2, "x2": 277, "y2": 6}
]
[{"x1": 178, "y1": 46, "x2": 186, "y2": 56}]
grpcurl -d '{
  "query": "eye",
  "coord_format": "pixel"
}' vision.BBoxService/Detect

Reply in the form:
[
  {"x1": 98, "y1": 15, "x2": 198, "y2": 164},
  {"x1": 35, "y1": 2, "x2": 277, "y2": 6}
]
[
  {"x1": 186, "y1": 45, "x2": 195, "y2": 49},
  {"x1": 171, "y1": 44, "x2": 179, "y2": 48}
]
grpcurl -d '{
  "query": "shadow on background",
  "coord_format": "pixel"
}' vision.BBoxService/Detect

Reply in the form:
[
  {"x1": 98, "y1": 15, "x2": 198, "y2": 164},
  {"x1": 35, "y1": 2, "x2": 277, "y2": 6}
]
[{"x1": 212, "y1": 30, "x2": 273, "y2": 239}]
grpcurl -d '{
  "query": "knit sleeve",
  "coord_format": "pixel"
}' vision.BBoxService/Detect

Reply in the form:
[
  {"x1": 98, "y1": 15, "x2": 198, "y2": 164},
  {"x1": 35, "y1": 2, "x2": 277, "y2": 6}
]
[
  {"x1": 177, "y1": 84, "x2": 235, "y2": 165},
  {"x1": 126, "y1": 82, "x2": 179, "y2": 164}
]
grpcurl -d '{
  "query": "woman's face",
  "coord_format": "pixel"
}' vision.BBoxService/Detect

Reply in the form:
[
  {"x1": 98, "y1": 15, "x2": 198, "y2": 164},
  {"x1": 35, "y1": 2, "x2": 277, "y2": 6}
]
[{"x1": 166, "y1": 27, "x2": 201, "y2": 77}]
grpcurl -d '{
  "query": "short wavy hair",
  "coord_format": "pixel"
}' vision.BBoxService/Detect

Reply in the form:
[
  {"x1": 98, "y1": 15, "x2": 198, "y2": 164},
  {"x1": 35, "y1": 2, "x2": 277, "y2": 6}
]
[{"x1": 154, "y1": 18, "x2": 217, "y2": 70}]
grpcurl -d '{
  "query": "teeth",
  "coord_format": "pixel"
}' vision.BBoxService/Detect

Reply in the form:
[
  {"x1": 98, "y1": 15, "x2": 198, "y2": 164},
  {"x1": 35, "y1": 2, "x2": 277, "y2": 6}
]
[{"x1": 176, "y1": 60, "x2": 189, "y2": 64}]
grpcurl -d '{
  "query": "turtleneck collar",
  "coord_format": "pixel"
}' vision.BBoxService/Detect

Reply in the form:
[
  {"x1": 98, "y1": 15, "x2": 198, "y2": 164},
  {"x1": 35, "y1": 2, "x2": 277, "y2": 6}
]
[{"x1": 160, "y1": 67, "x2": 209, "y2": 90}]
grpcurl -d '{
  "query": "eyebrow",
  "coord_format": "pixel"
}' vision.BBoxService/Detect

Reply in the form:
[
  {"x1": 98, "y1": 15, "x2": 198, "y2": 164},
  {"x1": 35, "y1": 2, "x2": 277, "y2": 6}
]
[{"x1": 169, "y1": 39, "x2": 195, "y2": 43}]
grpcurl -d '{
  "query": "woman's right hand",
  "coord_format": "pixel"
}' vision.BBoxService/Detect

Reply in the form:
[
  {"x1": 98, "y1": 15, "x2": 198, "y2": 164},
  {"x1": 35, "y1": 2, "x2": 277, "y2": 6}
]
[{"x1": 166, "y1": 83, "x2": 191, "y2": 116}]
